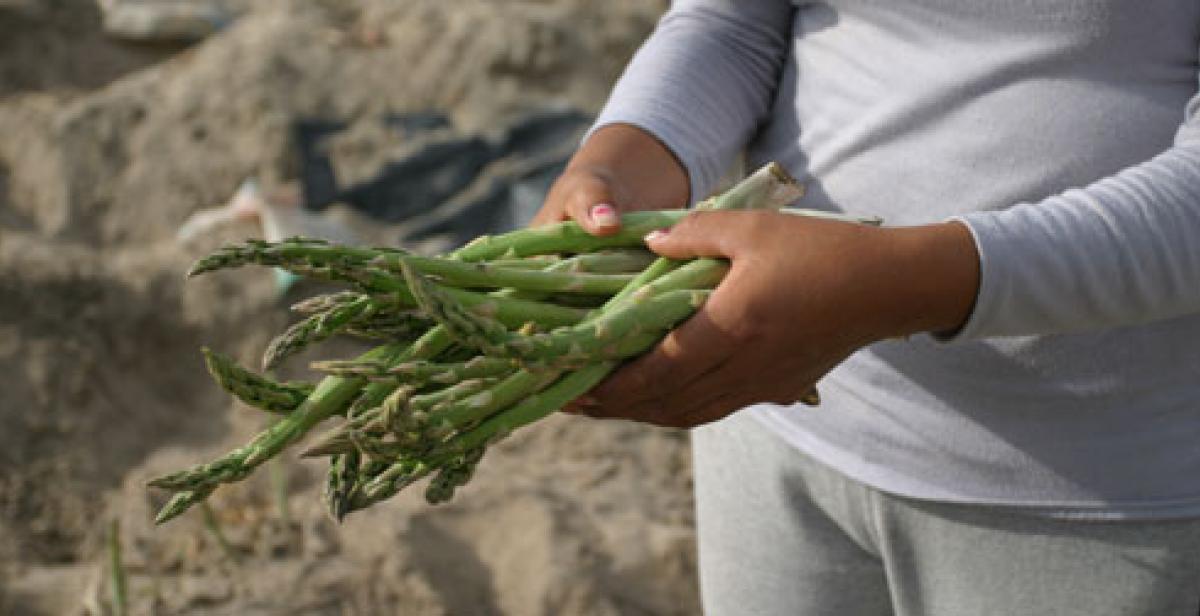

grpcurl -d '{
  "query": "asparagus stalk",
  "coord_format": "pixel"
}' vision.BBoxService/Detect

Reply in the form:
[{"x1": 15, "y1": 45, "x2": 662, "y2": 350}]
[
  {"x1": 190, "y1": 242, "x2": 590, "y2": 329},
  {"x1": 313, "y1": 274, "x2": 720, "y2": 501},
  {"x1": 378, "y1": 254, "x2": 637, "y2": 295},
  {"x1": 304, "y1": 314, "x2": 687, "y2": 464},
  {"x1": 342, "y1": 309, "x2": 434, "y2": 340},
  {"x1": 407, "y1": 369, "x2": 564, "y2": 440},
  {"x1": 303, "y1": 371, "x2": 525, "y2": 458},
  {"x1": 408, "y1": 164, "x2": 804, "y2": 466},
  {"x1": 349, "y1": 459, "x2": 431, "y2": 512},
  {"x1": 342, "y1": 322, "x2": 430, "y2": 342},
  {"x1": 290, "y1": 291, "x2": 363, "y2": 315},
  {"x1": 450, "y1": 211, "x2": 689, "y2": 262},
  {"x1": 422, "y1": 279, "x2": 712, "y2": 368},
  {"x1": 406, "y1": 254, "x2": 725, "y2": 359},
  {"x1": 150, "y1": 340, "x2": 417, "y2": 523},
  {"x1": 159, "y1": 163, "x2": 860, "y2": 521},
  {"x1": 310, "y1": 355, "x2": 518, "y2": 384},
  {"x1": 459, "y1": 201, "x2": 884, "y2": 267},
  {"x1": 699, "y1": 162, "x2": 804, "y2": 212},
  {"x1": 342, "y1": 326, "x2": 455, "y2": 420},
  {"x1": 478, "y1": 255, "x2": 562, "y2": 270},
  {"x1": 108, "y1": 520, "x2": 128, "y2": 616},
  {"x1": 347, "y1": 364, "x2": 619, "y2": 512},
  {"x1": 153, "y1": 486, "x2": 215, "y2": 526},
  {"x1": 546, "y1": 250, "x2": 658, "y2": 274},
  {"x1": 263, "y1": 294, "x2": 376, "y2": 369},
  {"x1": 202, "y1": 348, "x2": 315, "y2": 414},
  {"x1": 191, "y1": 238, "x2": 636, "y2": 295},
  {"x1": 324, "y1": 451, "x2": 360, "y2": 521},
  {"x1": 433, "y1": 362, "x2": 616, "y2": 457},
  {"x1": 333, "y1": 168, "x2": 800, "y2": 510},
  {"x1": 424, "y1": 447, "x2": 485, "y2": 504}
]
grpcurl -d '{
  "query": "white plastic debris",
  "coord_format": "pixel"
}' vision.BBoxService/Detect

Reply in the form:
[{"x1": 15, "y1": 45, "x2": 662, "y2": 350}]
[
  {"x1": 97, "y1": 0, "x2": 233, "y2": 43},
  {"x1": 178, "y1": 178, "x2": 361, "y2": 294}
]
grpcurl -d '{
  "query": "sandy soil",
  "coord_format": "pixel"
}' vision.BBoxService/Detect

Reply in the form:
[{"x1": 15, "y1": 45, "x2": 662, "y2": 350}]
[{"x1": 0, "y1": 1, "x2": 704, "y2": 614}]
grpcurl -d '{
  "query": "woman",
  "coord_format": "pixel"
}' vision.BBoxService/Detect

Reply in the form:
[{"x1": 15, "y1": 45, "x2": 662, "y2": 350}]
[{"x1": 532, "y1": 1, "x2": 1200, "y2": 614}]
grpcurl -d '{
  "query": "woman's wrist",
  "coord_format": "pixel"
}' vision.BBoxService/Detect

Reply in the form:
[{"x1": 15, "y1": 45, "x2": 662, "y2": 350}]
[{"x1": 880, "y1": 221, "x2": 982, "y2": 339}]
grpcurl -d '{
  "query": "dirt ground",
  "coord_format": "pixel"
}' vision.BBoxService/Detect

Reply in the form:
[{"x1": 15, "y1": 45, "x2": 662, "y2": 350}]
[{"x1": 0, "y1": 2, "x2": 706, "y2": 614}]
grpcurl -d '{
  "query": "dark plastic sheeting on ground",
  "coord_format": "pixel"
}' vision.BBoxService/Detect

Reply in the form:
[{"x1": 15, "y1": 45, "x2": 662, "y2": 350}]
[{"x1": 293, "y1": 107, "x2": 590, "y2": 247}]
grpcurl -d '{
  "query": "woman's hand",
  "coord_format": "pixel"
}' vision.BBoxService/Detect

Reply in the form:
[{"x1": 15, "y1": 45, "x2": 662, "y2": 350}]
[
  {"x1": 572, "y1": 210, "x2": 981, "y2": 428},
  {"x1": 531, "y1": 123, "x2": 690, "y2": 233}
]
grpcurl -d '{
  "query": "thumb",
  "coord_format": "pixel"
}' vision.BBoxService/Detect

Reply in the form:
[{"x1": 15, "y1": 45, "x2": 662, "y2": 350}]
[
  {"x1": 533, "y1": 168, "x2": 628, "y2": 236},
  {"x1": 644, "y1": 210, "x2": 741, "y2": 260},
  {"x1": 561, "y1": 171, "x2": 627, "y2": 237}
]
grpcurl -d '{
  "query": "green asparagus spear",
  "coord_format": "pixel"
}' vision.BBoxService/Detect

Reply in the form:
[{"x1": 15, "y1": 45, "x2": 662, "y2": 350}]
[
  {"x1": 546, "y1": 250, "x2": 658, "y2": 274},
  {"x1": 202, "y1": 348, "x2": 315, "y2": 414},
  {"x1": 449, "y1": 211, "x2": 689, "y2": 262},
  {"x1": 263, "y1": 295, "x2": 375, "y2": 369},
  {"x1": 191, "y1": 238, "x2": 635, "y2": 295},
  {"x1": 345, "y1": 363, "x2": 619, "y2": 513},
  {"x1": 290, "y1": 291, "x2": 363, "y2": 315},
  {"x1": 190, "y1": 243, "x2": 589, "y2": 329},
  {"x1": 161, "y1": 163, "x2": 855, "y2": 522},
  {"x1": 150, "y1": 339, "x2": 419, "y2": 523},
  {"x1": 424, "y1": 447, "x2": 485, "y2": 505},
  {"x1": 302, "y1": 375, "x2": 512, "y2": 458},
  {"x1": 310, "y1": 355, "x2": 518, "y2": 384},
  {"x1": 432, "y1": 362, "x2": 616, "y2": 458},
  {"x1": 375, "y1": 254, "x2": 637, "y2": 295}
]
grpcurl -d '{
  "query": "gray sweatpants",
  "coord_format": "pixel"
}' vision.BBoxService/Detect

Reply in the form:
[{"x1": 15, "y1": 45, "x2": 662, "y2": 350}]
[{"x1": 693, "y1": 411, "x2": 1200, "y2": 616}]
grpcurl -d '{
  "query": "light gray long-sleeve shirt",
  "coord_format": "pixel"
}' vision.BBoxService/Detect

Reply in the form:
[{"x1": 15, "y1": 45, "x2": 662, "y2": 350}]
[{"x1": 592, "y1": 0, "x2": 1200, "y2": 518}]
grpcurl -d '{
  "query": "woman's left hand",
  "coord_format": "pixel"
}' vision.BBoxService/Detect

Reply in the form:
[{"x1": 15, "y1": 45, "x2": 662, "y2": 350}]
[{"x1": 571, "y1": 209, "x2": 980, "y2": 428}]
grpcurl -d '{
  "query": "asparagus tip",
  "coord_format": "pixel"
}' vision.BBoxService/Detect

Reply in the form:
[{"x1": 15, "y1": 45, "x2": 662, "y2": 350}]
[
  {"x1": 153, "y1": 489, "x2": 208, "y2": 525},
  {"x1": 146, "y1": 474, "x2": 176, "y2": 490},
  {"x1": 200, "y1": 346, "x2": 226, "y2": 372}
]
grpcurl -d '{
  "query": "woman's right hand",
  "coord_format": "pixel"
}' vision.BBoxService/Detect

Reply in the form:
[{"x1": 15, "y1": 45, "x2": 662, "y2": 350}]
[{"x1": 531, "y1": 123, "x2": 691, "y2": 236}]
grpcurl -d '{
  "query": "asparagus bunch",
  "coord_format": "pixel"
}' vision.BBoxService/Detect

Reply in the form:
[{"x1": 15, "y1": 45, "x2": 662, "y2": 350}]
[{"x1": 150, "y1": 163, "x2": 876, "y2": 524}]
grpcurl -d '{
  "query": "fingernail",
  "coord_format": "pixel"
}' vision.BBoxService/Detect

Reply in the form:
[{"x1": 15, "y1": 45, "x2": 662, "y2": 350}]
[
  {"x1": 644, "y1": 229, "x2": 669, "y2": 243},
  {"x1": 589, "y1": 204, "x2": 618, "y2": 226}
]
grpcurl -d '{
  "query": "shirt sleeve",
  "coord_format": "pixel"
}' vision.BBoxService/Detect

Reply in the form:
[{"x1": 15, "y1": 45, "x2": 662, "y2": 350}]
[
  {"x1": 588, "y1": 0, "x2": 796, "y2": 203},
  {"x1": 948, "y1": 84, "x2": 1200, "y2": 340}
]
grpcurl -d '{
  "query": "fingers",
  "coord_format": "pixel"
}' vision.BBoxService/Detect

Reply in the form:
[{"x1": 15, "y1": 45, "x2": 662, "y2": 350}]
[
  {"x1": 583, "y1": 292, "x2": 734, "y2": 408},
  {"x1": 576, "y1": 364, "x2": 763, "y2": 429},
  {"x1": 677, "y1": 390, "x2": 754, "y2": 428},
  {"x1": 643, "y1": 210, "x2": 754, "y2": 260},
  {"x1": 580, "y1": 357, "x2": 727, "y2": 426},
  {"x1": 578, "y1": 360, "x2": 816, "y2": 429}
]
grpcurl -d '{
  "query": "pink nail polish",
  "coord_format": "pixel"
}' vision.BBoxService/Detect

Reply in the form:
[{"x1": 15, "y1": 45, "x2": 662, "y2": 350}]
[
  {"x1": 644, "y1": 229, "x2": 669, "y2": 242},
  {"x1": 590, "y1": 204, "x2": 618, "y2": 226}
]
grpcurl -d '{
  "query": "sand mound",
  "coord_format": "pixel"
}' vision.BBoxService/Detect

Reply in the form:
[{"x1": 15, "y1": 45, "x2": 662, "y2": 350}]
[{"x1": 0, "y1": 1, "x2": 701, "y2": 614}]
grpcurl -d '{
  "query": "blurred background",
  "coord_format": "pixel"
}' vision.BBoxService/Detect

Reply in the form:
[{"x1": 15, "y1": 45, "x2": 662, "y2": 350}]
[{"x1": 0, "y1": 1, "x2": 705, "y2": 614}]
